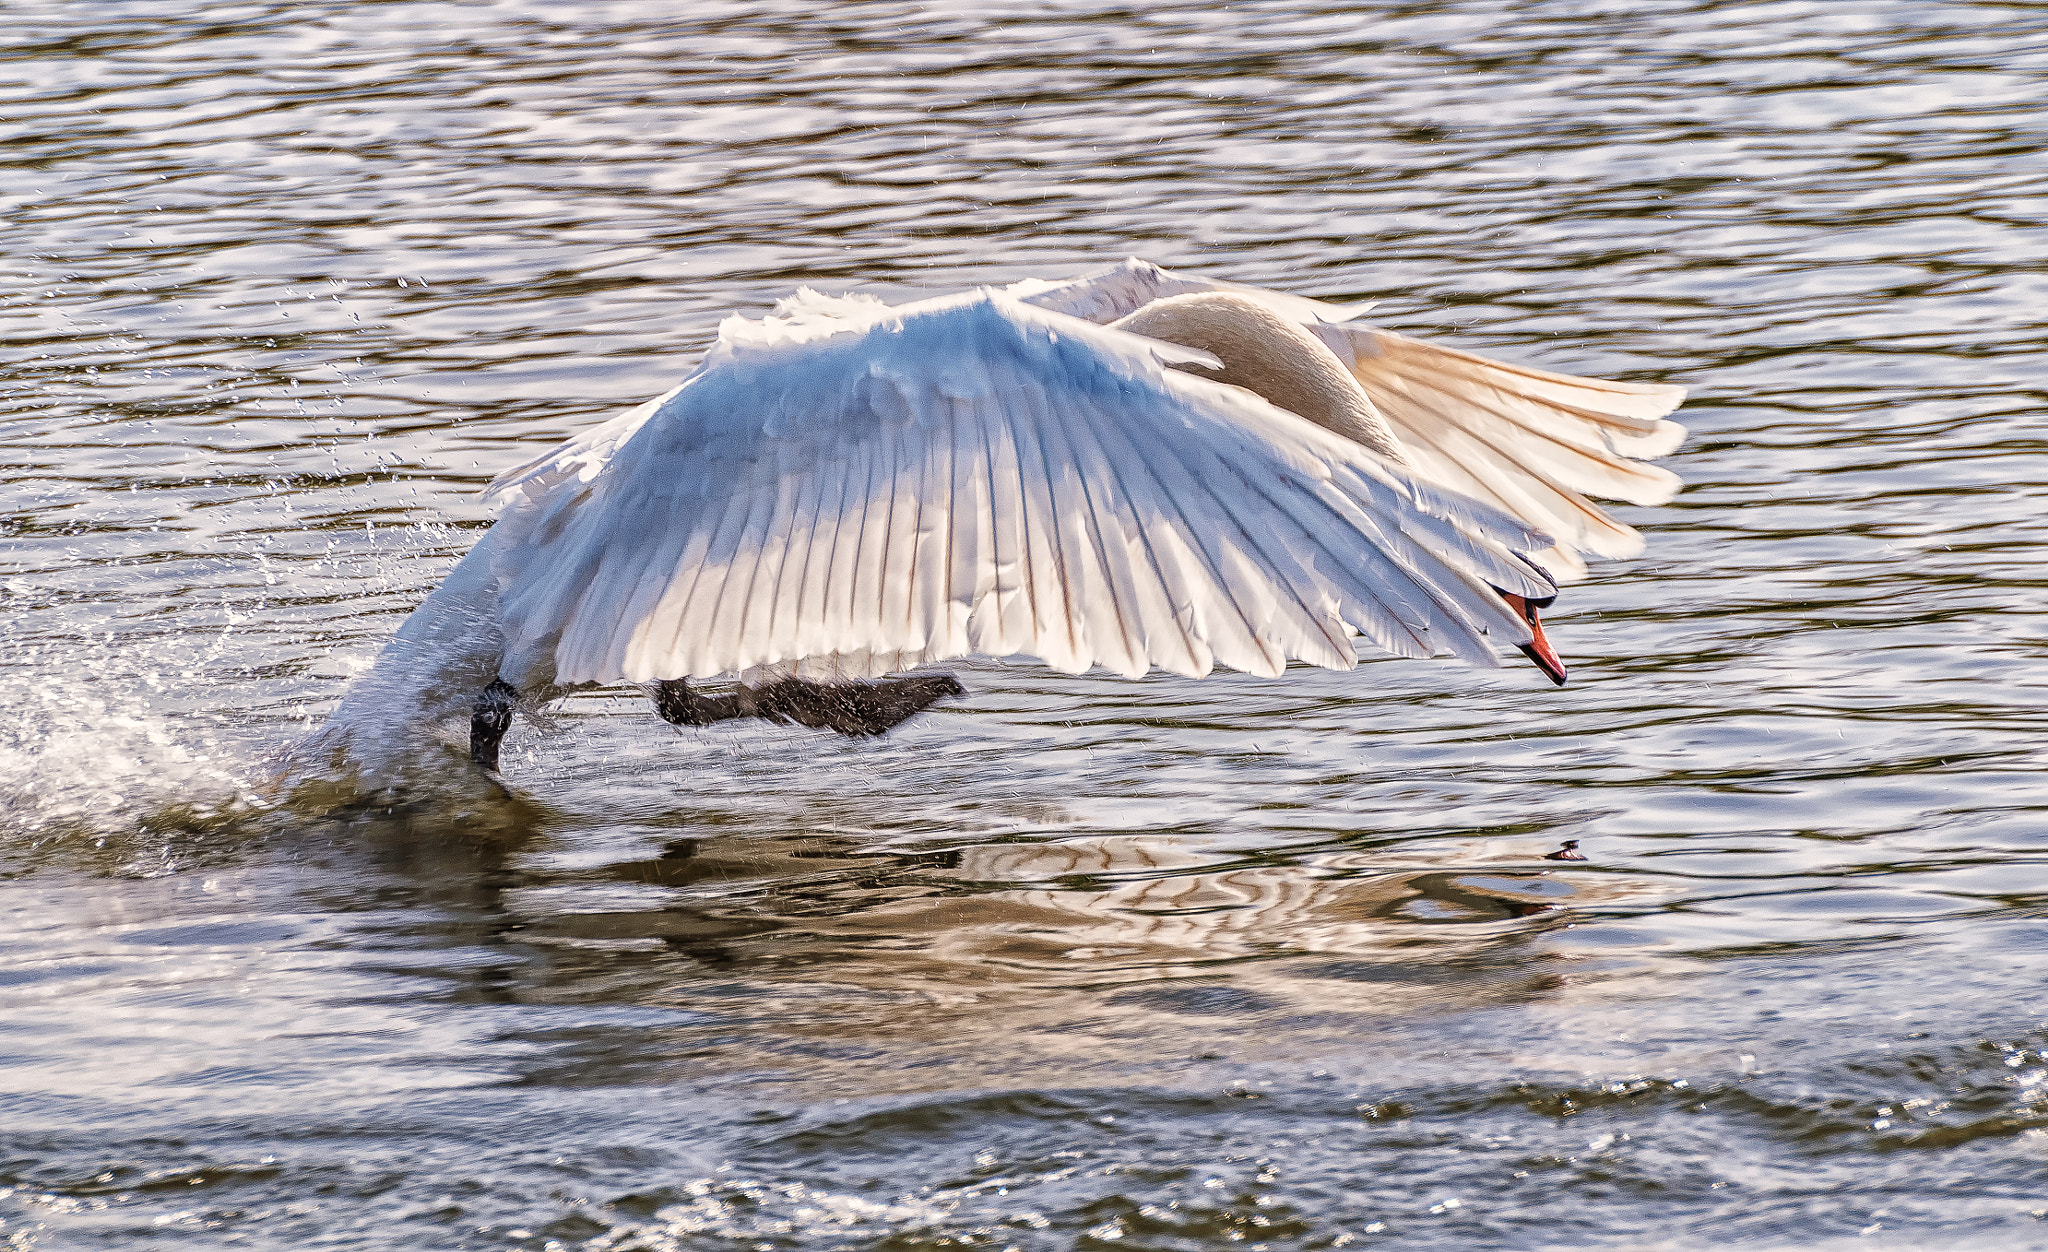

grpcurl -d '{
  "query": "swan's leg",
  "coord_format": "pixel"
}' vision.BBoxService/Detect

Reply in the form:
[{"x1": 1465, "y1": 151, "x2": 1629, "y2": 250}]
[
  {"x1": 469, "y1": 679, "x2": 520, "y2": 769},
  {"x1": 753, "y1": 675, "x2": 965, "y2": 736},
  {"x1": 652, "y1": 678, "x2": 753, "y2": 727}
]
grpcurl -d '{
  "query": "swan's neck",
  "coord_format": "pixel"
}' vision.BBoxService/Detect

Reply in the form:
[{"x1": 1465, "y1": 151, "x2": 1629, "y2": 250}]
[
  {"x1": 294, "y1": 527, "x2": 509, "y2": 777},
  {"x1": 1109, "y1": 292, "x2": 1403, "y2": 462}
]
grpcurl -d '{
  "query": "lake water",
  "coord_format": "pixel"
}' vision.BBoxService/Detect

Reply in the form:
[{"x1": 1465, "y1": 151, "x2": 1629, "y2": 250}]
[{"x1": 6, "y1": 1, "x2": 2048, "y2": 1248}]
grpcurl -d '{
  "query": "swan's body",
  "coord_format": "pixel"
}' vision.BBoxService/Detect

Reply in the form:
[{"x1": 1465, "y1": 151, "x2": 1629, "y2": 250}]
[
  {"x1": 309, "y1": 259, "x2": 1685, "y2": 775},
  {"x1": 1111, "y1": 292, "x2": 1406, "y2": 461}
]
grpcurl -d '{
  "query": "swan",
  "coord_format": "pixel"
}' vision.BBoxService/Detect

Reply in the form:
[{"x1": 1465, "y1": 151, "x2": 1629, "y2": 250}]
[{"x1": 308, "y1": 258, "x2": 1685, "y2": 775}]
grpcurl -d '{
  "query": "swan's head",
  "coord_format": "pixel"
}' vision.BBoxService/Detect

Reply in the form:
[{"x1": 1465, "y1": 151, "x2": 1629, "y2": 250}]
[{"x1": 1494, "y1": 588, "x2": 1566, "y2": 686}]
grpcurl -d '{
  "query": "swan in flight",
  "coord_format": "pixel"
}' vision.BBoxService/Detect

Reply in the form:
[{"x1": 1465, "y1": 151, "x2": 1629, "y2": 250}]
[{"x1": 311, "y1": 259, "x2": 1685, "y2": 774}]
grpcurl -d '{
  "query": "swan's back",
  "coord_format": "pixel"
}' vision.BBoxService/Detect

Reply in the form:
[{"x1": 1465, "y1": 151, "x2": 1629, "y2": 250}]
[{"x1": 1110, "y1": 292, "x2": 1404, "y2": 462}]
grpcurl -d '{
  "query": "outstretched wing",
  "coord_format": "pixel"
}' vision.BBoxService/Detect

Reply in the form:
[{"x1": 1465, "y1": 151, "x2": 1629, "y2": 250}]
[
  {"x1": 482, "y1": 289, "x2": 1558, "y2": 689},
  {"x1": 1013, "y1": 258, "x2": 1686, "y2": 580}
]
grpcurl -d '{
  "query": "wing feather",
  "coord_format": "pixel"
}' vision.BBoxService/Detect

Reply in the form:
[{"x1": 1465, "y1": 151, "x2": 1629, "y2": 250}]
[
  {"x1": 1050, "y1": 380, "x2": 1150, "y2": 677},
  {"x1": 643, "y1": 459, "x2": 749, "y2": 677},
  {"x1": 792, "y1": 423, "x2": 852, "y2": 667},
  {"x1": 855, "y1": 394, "x2": 904, "y2": 661},
  {"x1": 763, "y1": 436, "x2": 823, "y2": 666},
  {"x1": 1042, "y1": 383, "x2": 1142, "y2": 677},
  {"x1": 1055, "y1": 383, "x2": 1208, "y2": 677},
  {"x1": 1079, "y1": 382, "x2": 1276, "y2": 677},
  {"x1": 833, "y1": 433, "x2": 882, "y2": 667},
  {"x1": 941, "y1": 395, "x2": 987, "y2": 663},
  {"x1": 1004, "y1": 377, "x2": 1062, "y2": 669},
  {"x1": 703, "y1": 457, "x2": 784, "y2": 673},
  {"x1": 1341, "y1": 326, "x2": 1684, "y2": 576},
  {"x1": 1144, "y1": 426, "x2": 1341, "y2": 676},
  {"x1": 739, "y1": 457, "x2": 804, "y2": 670},
  {"x1": 901, "y1": 407, "x2": 943, "y2": 659},
  {"x1": 1148, "y1": 381, "x2": 1474, "y2": 670},
  {"x1": 973, "y1": 372, "x2": 1021, "y2": 659}
]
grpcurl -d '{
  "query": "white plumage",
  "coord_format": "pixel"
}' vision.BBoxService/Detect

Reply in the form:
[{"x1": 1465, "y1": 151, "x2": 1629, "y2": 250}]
[{"x1": 312, "y1": 258, "x2": 1685, "y2": 768}]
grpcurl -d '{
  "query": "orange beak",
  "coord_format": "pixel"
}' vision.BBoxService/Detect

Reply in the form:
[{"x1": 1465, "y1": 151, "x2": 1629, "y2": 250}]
[{"x1": 1500, "y1": 591, "x2": 1568, "y2": 686}]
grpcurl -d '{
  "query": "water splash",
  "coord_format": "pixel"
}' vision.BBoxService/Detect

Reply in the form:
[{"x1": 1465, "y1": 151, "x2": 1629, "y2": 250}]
[{"x1": 0, "y1": 626, "x2": 269, "y2": 866}]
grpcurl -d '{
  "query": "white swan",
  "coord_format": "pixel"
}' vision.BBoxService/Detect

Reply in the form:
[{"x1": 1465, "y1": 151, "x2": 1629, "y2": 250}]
[{"x1": 310, "y1": 258, "x2": 1685, "y2": 773}]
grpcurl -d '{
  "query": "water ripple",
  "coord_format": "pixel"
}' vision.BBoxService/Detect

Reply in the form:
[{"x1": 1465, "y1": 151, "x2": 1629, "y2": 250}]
[{"x1": 6, "y1": 0, "x2": 2048, "y2": 1247}]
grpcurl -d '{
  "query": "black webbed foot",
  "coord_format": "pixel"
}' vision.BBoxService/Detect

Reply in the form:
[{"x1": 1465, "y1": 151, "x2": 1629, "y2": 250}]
[
  {"x1": 653, "y1": 674, "x2": 965, "y2": 737},
  {"x1": 753, "y1": 674, "x2": 965, "y2": 736},
  {"x1": 470, "y1": 679, "x2": 520, "y2": 770}
]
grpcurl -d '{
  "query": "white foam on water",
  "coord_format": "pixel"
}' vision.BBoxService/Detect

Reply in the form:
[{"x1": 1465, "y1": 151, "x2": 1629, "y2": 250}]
[
  {"x1": 581, "y1": 1177, "x2": 955, "y2": 1251},
  {"x1": 0, "y1": 632, "x2": 269, "y2": 850},
  {"x1": 0, "y1": 528, "x2": 486, "y2": 845}
]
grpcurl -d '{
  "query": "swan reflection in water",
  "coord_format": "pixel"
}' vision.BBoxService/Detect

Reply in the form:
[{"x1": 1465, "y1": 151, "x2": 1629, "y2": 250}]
[
  {"x1": 483, "y1": 828, "x2": 1611, "y2": 1035},
  {"x1": 197, "y1": 783, "x2": 1629, "y2": 1085}
]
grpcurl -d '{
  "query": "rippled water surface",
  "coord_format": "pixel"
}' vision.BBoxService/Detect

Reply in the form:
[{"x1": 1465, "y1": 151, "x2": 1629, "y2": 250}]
[{"x1": 7, "y1": 1, "x2": 2048, "y2": 1247}]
